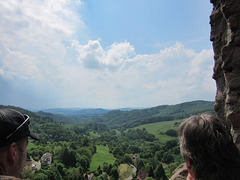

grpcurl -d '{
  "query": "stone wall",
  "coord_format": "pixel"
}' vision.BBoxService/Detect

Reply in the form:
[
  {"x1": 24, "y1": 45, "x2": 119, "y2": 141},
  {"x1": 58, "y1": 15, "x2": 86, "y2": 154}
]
[{"x1": 210, "y1": 0, "x2": 240, "y2": 149}]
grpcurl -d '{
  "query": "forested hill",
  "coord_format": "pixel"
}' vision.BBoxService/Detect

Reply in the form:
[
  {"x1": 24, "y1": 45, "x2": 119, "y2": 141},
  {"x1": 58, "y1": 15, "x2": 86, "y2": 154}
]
[
  {"x1": 0, "y1": 100, "x2": 214, "y2": 129},
  {"x1": 0, "y1": 105, "x2": 40, "y2": 118},
  {"x1": 94, "y1": 100, "x2": 215, "y2": 129}
]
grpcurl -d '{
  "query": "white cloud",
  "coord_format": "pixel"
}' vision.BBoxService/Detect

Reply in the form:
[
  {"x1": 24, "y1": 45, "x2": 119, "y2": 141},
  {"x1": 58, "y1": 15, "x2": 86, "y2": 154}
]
[
  {"x1": 189, "y1": 49, "x2": 213, "y2": 75},
  {"x1": 0, "y1": 0, "x2": 85, "y2": 81},
  {"x1": 72, "y1": 40, "x2": 135, "y2": 69},
  {"x1": 0, "y1": 0, "x2": 216, "y2": 108},
  {"x1": 64, "y1": 41, "x2": 215, "y2": 108},
  {"x1": 3, "y1": 50, "x2": 41, "y2": 80}
]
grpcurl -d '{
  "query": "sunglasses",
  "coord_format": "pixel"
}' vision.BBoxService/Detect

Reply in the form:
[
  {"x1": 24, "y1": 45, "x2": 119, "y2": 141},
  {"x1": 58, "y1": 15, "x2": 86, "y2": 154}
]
[{"x1": 6, "y1": 115, "x2": 30, "y2": 140}]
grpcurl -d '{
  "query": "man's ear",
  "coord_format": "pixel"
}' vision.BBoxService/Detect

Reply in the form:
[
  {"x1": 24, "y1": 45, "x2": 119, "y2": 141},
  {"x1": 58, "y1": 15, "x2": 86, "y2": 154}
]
[
  {"x1": 7, "y1": 142, "x2": 18, "y2": 166},
  {"x1": 185, "y1": 158, "x2": 196, "y2": 180},
  {"x1": 186, "y1": 158, "x2": 191, "y2": 170}
]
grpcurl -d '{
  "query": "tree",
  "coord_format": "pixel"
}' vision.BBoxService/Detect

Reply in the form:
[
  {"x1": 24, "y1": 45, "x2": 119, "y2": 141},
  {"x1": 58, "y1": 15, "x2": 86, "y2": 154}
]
[
  {"x1": 165, "y1": 129, "x2": 177, "y2": 137},
  {"x1": 61, "y1": 146, "x2": 77, "y2": 167},
  {"x1": 95, "y1": 173, "x2": 108, "y2": 180},
  {"x1": 148, "y1": 166, "x2": 154, "y2": 178},
  {"x1": 123, "y1": 154, "x2": 132, "y2": 164},
  {"x1": 129, "y1": 145, "x2": 140, "y2": 153},
  {"x1": 110, "y1": 167, "x2": 119, "y2": 180},
  {"x1": 154, "y1": 164, "x2": 167, "y2": 180},
  {"x1": 168, "y1": 163, "x2": 178, "y2": 174},
  {"x1": 83, "y1": 136, "x2": 90, "y2": 146},
  {"x1": 47, "y1": 165, "x2": 63, "y2": 180},
  {"x1": 107, "y1": 164, "x2": 113, "y2": 175},
  {"x1": 69, "y1": 167, "x2": 83, "y2": 180},
  {"x1": 55, "y1": 162, "x2": 67, "y2": 178},
  {"x1": 162, "y1": 152, "x2": 174, "y2": 164},
  {"x1": 102, "y1": 162, "x2": 108, "y2": 172},
  {"x1": 20, "y1": 169, "x2": 34, "y2": 180},
  {"x1": 97, "y1": 165, "x2": 102, "y2": 175},
  {"x1": 154, "y1": 151, "x2": 163, "y2": 162},
  {"x1": 113, "y1": 147, "x2": 123, "y2": 157},
  {"x1": 78, "y1": 147, "x2": 92, "y2": 159},
  {"x1": 136, "y1": 159, "x2": 145, "y2": 173},
  {"x1": 164, "y1": 140, "x2": 178, "y2": 150},
  {"x1": 33, "y1": 173, "x2": 48, "y2": 180},
  {"x1": 77, "y1": 155, "x2": 90, "y2": 171}
]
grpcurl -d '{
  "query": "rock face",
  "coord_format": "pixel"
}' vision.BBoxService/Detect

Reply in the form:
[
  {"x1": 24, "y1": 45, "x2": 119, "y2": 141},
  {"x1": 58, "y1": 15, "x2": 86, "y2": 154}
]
[{"x1": 210, "y1": 0, "x2": 240, "y2": 149}]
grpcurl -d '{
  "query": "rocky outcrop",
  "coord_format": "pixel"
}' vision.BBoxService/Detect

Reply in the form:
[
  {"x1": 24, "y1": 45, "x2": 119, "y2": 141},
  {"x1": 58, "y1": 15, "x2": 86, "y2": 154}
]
[
  {"x1": 210, "y1": 0, "x2": 240, "y2": 149},
  {"x1": 40, "y1": 152, "x2": 52, "y2": 166}
]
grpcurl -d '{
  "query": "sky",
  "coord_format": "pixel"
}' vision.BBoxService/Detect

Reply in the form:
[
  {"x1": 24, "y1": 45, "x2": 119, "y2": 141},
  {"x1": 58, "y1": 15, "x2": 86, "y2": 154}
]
[{"x1": 0, "y1": 0, "x2": 215, "y2": 109}]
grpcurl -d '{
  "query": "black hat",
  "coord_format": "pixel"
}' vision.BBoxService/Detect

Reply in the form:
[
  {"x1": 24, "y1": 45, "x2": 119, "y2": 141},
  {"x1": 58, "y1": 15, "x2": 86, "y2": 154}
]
[{"x1": 0, "y1": 109, "x2": 40, "y2": 148}]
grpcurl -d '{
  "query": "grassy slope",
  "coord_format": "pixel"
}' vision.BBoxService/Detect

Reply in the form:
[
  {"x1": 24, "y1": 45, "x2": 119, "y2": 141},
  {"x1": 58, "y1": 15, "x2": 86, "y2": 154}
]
[
  {"x1": 89, "y1": 145, "x2": 115, "y2": 171},
  {"x1": 134, "y1": 119, "x2": 183, "y2": 142},
  {"x1": 119, "y1": 164, "x2": 133, "y2": 180}
]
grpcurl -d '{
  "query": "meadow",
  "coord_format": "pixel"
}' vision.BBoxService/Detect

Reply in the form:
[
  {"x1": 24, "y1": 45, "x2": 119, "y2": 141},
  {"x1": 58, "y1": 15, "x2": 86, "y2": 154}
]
[
  {"x1": 134, "y1": 119, "x2": 183, "y2": 142},
  {"x1": 89, "y1": 145, "x2": 115, "y2": 171}
]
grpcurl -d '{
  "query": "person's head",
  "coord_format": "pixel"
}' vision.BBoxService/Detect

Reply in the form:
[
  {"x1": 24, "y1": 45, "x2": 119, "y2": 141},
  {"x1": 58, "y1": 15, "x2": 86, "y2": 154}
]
[
  {"x1": 0, "y1": 109, "x2": 40, "y2": 177},
  {"x1": 178, "y1": 114, "x2": 240, "y2": 180}
]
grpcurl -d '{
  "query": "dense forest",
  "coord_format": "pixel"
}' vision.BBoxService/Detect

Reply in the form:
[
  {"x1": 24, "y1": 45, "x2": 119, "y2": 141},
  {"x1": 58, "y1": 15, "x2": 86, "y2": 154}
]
[{"x1": 0, "y1": 100, "x2": 214, "y2": 179}]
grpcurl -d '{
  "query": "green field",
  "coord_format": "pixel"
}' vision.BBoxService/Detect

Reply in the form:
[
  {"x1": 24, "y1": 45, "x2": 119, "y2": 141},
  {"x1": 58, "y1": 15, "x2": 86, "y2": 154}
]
[
  {"x1": 134, "y1": 119, "x2": 183, "y2": 142},
  {"x1": 119, "y1": 164, "x2": 134, "y2": 180},
  {"x1": 89, "y1": 145, "x2": 115, "y2": 171}
]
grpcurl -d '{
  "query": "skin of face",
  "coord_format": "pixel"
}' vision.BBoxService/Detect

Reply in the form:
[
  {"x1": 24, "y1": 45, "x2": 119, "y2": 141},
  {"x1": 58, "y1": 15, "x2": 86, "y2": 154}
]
[
  {"x1": 0, "y1": 137, "x2": 29, "y2": 178},
  {"x1": 15, "y1": 137, "x2": 28, "y2": 177}
]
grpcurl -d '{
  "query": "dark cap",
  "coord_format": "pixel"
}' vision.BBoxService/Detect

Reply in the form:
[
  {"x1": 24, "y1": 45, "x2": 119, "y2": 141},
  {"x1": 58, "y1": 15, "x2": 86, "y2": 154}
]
[{"x1": 0, "y1": 109, "x2": 40, "y2": 148}]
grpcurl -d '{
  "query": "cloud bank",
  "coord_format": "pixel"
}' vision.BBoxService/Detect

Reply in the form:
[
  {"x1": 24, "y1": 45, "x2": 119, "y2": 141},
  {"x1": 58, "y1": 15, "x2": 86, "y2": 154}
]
[{"x1": 0, "y1": 1, "x2": 215, "y2": 108}]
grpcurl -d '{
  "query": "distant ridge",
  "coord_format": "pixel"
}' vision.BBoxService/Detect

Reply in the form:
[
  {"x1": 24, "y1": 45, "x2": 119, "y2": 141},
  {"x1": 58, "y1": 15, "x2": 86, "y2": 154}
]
[
  {"x1": 0, "y1": 100, "x2": 215, "y2": 126},
  {"x1": 41, "y1": 108, "x2": 110, "y2": 116},
  {"x1": 1, "y1": 100, "x2": 214, "y2": 117},
  {"x1": 0, "y1": 100, "x2": 216, "y2": 131},
  {"x1": 40, "y1": 107, "x2": 136, "y2": 116}
]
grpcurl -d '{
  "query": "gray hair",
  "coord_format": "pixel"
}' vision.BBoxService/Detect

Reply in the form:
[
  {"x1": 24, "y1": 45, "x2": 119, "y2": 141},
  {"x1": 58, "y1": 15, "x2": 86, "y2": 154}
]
[{"x1": 178, "y1": 114, "x2": 240, "y2": 180}]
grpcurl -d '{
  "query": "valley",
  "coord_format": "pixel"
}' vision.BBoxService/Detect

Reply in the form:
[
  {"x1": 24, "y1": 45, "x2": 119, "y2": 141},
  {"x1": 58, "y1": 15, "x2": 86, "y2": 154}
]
[{"x1": 1, "y1": 100, "x2": 214, "y2": 179}]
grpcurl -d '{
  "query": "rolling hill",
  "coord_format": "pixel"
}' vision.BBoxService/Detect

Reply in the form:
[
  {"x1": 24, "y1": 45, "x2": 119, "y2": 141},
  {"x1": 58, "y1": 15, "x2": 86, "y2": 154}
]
[
  {"x1": 0, "y1": 100, "x2": 214, "y2": 128},
  {"x1": 94, "y1": 100, "x2": 215, "y2": 129}
]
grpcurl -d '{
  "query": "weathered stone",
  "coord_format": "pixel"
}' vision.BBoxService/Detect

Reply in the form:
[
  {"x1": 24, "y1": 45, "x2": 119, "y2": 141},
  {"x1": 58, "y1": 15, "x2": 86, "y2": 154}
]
[{"x1": 210, "y1": 0, "x2": 240, "y2": 148}]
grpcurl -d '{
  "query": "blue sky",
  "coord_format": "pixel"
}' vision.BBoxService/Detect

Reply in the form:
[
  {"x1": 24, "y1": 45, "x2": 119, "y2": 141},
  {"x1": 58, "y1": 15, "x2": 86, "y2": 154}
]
[{"x1": 0, "y1": 0, "x2": 215, "y2": 109}]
